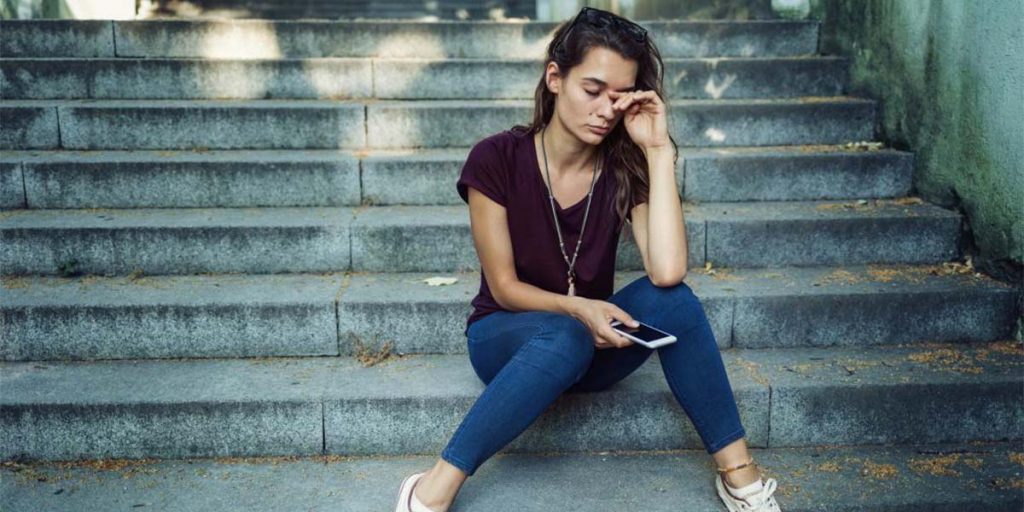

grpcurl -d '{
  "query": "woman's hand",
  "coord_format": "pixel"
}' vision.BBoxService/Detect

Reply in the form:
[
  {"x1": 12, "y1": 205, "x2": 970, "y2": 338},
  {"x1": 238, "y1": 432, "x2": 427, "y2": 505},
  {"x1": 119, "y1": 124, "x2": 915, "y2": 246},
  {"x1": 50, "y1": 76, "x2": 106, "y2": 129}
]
[
  {"x1": 608, "y1": 89, "x2": 671, "y2": 154},
  {"x1": 568, "y1": 297, "x2": 640, "y2": 350}
]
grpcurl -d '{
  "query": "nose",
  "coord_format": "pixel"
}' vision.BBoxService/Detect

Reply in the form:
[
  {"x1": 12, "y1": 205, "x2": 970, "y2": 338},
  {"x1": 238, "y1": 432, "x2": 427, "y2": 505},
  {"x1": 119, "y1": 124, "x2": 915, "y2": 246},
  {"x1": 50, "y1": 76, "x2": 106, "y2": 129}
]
[{"x1": 596, "y1": 93, "x2": 617, "y2": 123}]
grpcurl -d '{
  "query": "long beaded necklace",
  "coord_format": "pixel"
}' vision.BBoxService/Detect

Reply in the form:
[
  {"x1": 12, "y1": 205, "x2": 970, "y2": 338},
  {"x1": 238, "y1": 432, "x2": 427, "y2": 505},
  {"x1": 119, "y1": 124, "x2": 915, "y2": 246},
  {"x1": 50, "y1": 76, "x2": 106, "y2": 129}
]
[{"x1": 540, "y1": 124, "x2": 601, "y2": 297}]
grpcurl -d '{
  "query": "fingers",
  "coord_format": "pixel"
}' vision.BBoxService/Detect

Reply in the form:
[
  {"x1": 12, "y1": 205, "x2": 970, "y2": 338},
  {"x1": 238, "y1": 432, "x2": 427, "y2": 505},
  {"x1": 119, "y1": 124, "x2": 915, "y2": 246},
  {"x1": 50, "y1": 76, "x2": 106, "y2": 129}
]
[
  {"x1": 594, "y1": 330, "x2": 628, "y2": 349},
  {"x1": 611, "y1": 92, "x2": 637, "y2": 112},
  {"x1": 583, "y1": 302, "x2": 638, "y2": 349},
  {"x1": 592, "y1": 331, "x2": 617, "y2": 349},
  {"x1": 592, "y1": 324, "x2": 631, "y2": 349},
  {"x1": 610, "y1": 306, "x2": 639, "y2": 328},
  {"x1": 600, "y1": 319, "x2": 636, "y2": 348},
  {"x1": 610, "y1": 89, "x2": 661, "y2": 112},
  {"x1": 598, "y1": 305, "x2": 638, "y2": 348},
  {"x1": 598, "y1": 327, "x2": 630, "y2": 348}
]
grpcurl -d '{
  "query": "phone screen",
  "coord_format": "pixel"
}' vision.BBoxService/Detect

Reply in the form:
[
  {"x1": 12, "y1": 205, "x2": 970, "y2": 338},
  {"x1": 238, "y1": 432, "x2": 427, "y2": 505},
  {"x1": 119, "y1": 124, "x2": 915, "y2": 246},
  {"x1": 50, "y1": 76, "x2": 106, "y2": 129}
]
[{"x1": 613, "y1": 322, "x2": 671, "y2": 342}]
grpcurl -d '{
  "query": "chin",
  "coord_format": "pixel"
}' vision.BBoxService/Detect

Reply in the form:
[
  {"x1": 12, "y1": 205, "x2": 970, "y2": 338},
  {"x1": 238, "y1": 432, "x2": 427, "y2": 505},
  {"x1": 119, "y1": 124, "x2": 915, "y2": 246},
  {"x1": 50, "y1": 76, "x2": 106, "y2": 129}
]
[{"x1": 584, "y1": 129, "x2": 606, "y2": 144}]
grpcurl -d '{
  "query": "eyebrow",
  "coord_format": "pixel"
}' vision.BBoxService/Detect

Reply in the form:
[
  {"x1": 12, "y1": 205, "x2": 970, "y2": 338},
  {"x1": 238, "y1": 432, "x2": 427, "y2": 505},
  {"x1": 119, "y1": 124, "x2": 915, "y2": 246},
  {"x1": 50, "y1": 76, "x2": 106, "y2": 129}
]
[{"x1": 582, "y1": 77, "x2": 635, "y2": 91}]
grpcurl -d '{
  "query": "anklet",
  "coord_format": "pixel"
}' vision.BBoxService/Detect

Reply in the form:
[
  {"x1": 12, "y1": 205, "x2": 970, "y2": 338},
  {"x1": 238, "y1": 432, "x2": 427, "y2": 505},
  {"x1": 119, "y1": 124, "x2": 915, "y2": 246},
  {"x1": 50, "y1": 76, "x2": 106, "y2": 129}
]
[
  {"x1": 717, "y1": 456, "x2": 761, "y2": 487},
  {"x1": 717, "y1": 456, "x2": 756, "y2": 475}
]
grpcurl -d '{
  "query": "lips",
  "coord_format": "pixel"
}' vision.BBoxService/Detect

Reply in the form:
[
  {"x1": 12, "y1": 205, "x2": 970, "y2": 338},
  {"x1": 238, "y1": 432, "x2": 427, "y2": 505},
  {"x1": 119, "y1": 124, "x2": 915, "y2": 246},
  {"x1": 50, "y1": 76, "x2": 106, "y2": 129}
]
[{"x1": 588, "y1": 125, "x2": 610, "y2": 134}]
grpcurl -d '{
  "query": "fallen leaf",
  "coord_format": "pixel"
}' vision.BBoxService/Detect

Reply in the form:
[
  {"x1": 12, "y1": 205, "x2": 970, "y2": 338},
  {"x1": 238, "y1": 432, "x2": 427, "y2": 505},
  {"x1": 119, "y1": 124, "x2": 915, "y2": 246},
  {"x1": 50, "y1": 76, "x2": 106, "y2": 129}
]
[{"x1": 424, "y1": 276, "x2": 458, "y2": 286}]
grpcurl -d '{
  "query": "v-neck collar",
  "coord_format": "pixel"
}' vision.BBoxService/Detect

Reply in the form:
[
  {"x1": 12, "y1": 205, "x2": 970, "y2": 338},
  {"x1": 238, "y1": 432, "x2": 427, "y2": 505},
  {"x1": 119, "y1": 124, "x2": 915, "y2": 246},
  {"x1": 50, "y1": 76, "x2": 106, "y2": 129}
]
[{"x1": 529, "y1": 130, "x2": 605, "y2": 213}]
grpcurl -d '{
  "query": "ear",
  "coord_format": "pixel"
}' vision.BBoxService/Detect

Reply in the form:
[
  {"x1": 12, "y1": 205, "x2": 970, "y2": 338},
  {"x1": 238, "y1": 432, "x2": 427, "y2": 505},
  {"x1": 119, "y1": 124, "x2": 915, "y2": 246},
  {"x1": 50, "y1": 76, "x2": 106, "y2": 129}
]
[{"x1": 545, "y1": 62, "x2": 562, "y2": 94}]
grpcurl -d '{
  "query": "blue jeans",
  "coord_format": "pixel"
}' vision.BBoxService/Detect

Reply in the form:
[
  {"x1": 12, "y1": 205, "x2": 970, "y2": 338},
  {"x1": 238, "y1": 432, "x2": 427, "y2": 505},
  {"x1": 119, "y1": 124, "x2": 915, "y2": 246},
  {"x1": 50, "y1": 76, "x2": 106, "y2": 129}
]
[{"x1": 440, "y1": 275, "x2": 747, "y2": 477}]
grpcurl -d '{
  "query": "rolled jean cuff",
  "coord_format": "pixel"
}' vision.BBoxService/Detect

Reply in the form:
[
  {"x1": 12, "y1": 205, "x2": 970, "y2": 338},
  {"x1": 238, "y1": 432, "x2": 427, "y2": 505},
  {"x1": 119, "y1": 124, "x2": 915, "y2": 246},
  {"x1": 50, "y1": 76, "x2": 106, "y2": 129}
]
[
  {"x1": 706, "y1": 426, "x2": 746, "y2": 455},
  {"x1": 441, "y1": 448, "x2": 476, "y2": 477}
]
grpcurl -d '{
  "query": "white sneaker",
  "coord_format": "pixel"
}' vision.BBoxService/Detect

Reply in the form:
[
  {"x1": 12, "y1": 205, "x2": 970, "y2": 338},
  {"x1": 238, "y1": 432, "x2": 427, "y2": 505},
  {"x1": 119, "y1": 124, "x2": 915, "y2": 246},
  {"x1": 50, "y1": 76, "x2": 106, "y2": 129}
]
[
  {"x1": 394, "y1": 471, "x2": 442, "y2": 512},
  {"x1": 715, "y1": 473, "x2": 781, "y2": 511}
]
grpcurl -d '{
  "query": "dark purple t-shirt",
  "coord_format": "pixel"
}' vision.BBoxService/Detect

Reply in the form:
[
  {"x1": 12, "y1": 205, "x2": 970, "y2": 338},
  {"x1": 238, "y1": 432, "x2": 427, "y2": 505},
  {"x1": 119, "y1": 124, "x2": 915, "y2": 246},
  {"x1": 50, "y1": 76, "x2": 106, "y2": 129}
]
[{"x1": 456, "y1": 127, "x2": 631, "y2": 334}]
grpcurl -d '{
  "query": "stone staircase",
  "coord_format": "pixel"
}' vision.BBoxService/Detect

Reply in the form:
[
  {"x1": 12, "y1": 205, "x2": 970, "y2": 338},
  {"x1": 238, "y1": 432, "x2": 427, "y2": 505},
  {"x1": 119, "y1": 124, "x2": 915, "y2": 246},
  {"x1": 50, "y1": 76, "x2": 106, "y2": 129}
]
[
  {"x1": 1, "y1": 17, "x2": 1022, "y2": 511},
  {"x1": 140, "y1": 0, "x2": 537, "y2": 21}
]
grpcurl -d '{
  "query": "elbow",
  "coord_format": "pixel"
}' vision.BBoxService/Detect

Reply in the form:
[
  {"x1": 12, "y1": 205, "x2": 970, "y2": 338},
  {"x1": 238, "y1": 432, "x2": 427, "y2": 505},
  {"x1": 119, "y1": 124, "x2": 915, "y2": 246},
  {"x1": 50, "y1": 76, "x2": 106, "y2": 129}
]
[
  {"x1": 491, "y1": 286, "x2": 508, "y2": 309},
  {"x1": 649, "y1": 267, "x2": 687, "y2": 287},
  {"x1": 489, "y1": 278, "x2": 515, "y2": 309}
]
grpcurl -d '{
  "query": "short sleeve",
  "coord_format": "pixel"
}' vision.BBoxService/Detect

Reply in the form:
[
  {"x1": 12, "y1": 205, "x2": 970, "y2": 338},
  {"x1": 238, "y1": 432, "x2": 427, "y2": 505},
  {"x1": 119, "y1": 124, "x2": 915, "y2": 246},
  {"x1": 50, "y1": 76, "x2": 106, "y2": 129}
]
[
  {"x1": 457, "y1": 138, "x2": 507, "y2": 207},
  {"x1": 625, "y1": 193, "x2": 647, "y2": 224}
]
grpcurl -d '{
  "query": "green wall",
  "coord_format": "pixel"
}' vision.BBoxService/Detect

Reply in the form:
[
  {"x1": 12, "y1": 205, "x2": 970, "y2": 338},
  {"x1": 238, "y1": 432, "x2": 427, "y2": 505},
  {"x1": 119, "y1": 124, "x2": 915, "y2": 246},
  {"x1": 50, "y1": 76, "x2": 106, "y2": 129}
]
[
  {"x1": 1, "y1": 0, "x2": 74, "y2": 18},
  {"x1": 809, "y1": 0, "x2": 1023, "y2": 288}
]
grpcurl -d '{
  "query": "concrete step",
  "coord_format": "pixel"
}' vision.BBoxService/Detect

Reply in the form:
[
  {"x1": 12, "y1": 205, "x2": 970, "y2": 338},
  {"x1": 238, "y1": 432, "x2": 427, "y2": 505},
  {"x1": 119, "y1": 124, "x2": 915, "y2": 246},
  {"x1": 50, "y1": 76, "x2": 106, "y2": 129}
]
[
  {"x1": 0, "y1": 20, "x2": 114, "y2": 58},
  {"x1": 0, "y1": 205, "x2": 355, "y2": 276},
  {"x1": 1, "y1": 264, "x2": 1016, "y2": 361},
  {"x1": 0, "y1": 19, "x2": 820, "y2": 59},
  {"x1": 0, "y1": 97, "x2": 875, "y2": 150},
  {"x1": 0, "y1": 150, "x2": 364, "y2": 209},
  {"x1": 166, "y1": 0, "x2": 536, "y2": 21},
  {"x1": 0, "y1": 56, "x2": 848, "y2": 100},
  {"x1": 1, "y1": 341, "x2": 1021, "y2": 461},
  {"x1": 2, "y1": 442, "x2": 1021, "y2": 511},
  {"x1": 0, "y1": 199, "x2": 960, "y2": 276},
  {"x1": 0, "y1": 104, "x2": 59, "y2": 150},
  {"x1": 0, "y1": 145, "x2": 913, "y2": 209}
]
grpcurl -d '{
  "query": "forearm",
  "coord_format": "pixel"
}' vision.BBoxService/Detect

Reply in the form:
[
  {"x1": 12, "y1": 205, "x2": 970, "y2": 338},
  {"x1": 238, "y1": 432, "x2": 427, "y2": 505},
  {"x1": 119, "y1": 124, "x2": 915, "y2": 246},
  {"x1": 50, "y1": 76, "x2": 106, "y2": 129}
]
[
  {"x1": 492, "y1": 279, "x2": 584, "y2": 319},
  {"x1": 644, "y1": 147, "x2": 688, "y2": 281}
]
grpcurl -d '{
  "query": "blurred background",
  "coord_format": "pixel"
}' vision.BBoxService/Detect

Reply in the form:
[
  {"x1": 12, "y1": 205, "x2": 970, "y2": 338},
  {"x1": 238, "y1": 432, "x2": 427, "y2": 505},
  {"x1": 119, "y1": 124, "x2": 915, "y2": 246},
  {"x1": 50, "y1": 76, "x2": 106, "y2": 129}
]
[{"x1": 0, "y1": 0, "x2": 804, "y2": 21}]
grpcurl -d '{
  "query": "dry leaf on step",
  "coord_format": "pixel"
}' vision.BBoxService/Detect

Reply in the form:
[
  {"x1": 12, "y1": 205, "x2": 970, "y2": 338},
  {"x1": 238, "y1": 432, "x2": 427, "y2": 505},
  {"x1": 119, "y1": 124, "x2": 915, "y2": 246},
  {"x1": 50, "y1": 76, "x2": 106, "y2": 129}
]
[{"x1": 423, "y1": 277, "x2": 458, "y2": 286}]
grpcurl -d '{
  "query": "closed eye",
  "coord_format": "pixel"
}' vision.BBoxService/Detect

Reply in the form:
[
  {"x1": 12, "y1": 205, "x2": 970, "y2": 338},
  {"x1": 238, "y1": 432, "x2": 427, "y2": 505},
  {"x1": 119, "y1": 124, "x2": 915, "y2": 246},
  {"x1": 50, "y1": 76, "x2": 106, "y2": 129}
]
[{"x1": 585, "y1": 90, "x2": 599, "y2": 96}]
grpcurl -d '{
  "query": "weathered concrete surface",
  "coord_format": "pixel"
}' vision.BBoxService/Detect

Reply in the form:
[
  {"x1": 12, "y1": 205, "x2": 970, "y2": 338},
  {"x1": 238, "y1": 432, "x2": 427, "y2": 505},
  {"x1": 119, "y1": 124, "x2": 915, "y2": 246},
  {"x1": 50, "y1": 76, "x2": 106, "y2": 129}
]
[
  {"x1": 53, "y1": 99, "x2": 366, "y2": 150},
  {"x1": 0, "y1": 272, "x2": 347, "y2": 360},
  {"x1": 701, "y1": 198, "x2": 962, "y2": 267},
  {"x1": 0, "y1": 341, "x2": 1020, "y2": 460},
  {"x1": 0, "y1": 145, "x2": 914, "y2": 208},
  {"x1": 0, "y1": 58, "x2": 374, "y2": 100},
  {"x1": 2, "y1": 264, "x2": 1015, "y2": 360},
  {"x1": 0, "y1": 105, "x2": 58, "y2": 149},
  {"x1": 0, "y1": 161, "x2": 24, "y2": 208},
  {"x1": 2, "y1": 442, "x2": 1020, "y2": 511},
  {"x1": 110, "y1": 19, "x2": 819, "y2": 59},
  {"x1": 0, "y1": 199, "x2": 961, "y2": 275},
  {"x1": 761, "y1": 342, "x2": 1024, "y2": 446},
  {"x1": 0, "y1": 20, "x2": 114, "y2": 57},
  {"x1": 0, "y1": 206, "x2": 354, "y2": 275},
  {"x1": 10, "y1": 150, "x2": 361, "y2": 208},
  {"x1": 681, "y1": 145, "x2": 913, "y2": 202},
  {"x1": 334, "y1": 265, "x2": 1018, "y2": 354}
]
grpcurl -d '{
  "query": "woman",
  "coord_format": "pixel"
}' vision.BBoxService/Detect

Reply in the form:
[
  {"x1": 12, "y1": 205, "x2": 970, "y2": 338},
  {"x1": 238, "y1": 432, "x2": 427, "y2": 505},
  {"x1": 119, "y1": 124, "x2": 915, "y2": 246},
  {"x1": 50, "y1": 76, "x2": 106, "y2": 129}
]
[{"x1": 395, "y1": 7, "x2": 781, "y2": 512}]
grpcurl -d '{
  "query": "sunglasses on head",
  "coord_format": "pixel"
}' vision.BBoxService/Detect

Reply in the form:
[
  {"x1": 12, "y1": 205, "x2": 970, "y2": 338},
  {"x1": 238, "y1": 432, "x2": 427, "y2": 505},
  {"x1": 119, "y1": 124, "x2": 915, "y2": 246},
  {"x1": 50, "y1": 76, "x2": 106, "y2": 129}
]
[{"x1": 554, "y1": 7, "x2": 648, "y2": 49}]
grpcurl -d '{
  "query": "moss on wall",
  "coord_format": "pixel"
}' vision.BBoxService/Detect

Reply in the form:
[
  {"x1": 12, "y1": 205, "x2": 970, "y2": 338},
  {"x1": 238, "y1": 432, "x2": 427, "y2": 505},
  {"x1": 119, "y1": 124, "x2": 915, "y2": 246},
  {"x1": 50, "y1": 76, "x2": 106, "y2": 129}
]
[{"x1": 0, "y1": 0, "x2": 74, "y2": 18}]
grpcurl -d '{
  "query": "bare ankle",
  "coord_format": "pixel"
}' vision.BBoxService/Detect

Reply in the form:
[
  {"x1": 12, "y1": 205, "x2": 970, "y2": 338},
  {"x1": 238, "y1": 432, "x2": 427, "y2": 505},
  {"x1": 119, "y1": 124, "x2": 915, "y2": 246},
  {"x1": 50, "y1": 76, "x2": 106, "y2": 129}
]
[
  {"x1": 413, "y1": 482, "x2": 451, "y2": 512},
  {"x1": 415, "y1": 460, "x2": 466, "y2": 511}
]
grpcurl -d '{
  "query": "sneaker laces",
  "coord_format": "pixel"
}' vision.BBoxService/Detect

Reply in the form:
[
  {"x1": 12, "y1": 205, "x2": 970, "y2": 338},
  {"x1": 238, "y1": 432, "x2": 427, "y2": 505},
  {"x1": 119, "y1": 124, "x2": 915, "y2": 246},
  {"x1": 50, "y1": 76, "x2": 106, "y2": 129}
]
[{"x1": 734, "y1": 477, "x2": 779, "y2": 511}]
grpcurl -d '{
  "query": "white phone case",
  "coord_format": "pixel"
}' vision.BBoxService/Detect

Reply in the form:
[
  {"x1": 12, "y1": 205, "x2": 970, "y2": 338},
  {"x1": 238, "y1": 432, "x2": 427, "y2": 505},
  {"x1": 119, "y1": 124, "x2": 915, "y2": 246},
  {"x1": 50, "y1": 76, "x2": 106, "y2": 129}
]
[{"x1": 609, "y1": 320, "x2": 677, "y2": 348}]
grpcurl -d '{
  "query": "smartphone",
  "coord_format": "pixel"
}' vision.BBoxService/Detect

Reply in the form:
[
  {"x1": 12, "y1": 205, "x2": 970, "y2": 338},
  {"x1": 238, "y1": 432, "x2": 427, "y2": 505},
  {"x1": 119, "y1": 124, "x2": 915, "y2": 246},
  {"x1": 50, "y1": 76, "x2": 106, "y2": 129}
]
[{"x1": 609, "y1": 320, "x2": 677, "y2": 349}]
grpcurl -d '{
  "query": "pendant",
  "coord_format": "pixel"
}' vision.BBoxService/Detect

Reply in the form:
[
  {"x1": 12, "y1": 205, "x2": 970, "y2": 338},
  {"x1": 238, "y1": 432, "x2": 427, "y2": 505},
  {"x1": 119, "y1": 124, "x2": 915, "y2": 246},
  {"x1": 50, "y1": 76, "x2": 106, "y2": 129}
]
[{"x1": 567, "y1": 275, "x2": 576, "y2": 296}]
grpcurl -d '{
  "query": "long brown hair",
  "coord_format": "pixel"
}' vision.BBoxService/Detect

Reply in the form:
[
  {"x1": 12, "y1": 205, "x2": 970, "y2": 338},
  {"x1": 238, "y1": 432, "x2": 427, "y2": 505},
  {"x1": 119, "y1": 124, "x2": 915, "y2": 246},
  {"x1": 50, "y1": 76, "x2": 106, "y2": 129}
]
[{"x1": 512, "y1": 9, "x2": 678, "y2": 233}]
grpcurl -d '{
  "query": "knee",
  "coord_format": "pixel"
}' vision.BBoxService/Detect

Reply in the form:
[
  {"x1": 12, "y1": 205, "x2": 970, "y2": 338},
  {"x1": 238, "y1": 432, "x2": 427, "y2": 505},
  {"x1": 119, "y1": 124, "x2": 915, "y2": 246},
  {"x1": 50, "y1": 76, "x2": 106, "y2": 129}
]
[
  {"x1": 523, "y1": 314, "x2": 595, "y2": 384},
  {"x1": 639, "y1": 278, "x2": 708, "y2": 331}
]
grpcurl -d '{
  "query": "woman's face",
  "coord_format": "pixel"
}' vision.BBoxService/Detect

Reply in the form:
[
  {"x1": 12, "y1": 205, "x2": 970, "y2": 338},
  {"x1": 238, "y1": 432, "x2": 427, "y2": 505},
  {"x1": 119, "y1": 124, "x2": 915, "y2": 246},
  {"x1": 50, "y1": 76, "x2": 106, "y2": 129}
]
[{"x1": 547, "y1": 46, "x2": 639, "y2": 145}]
